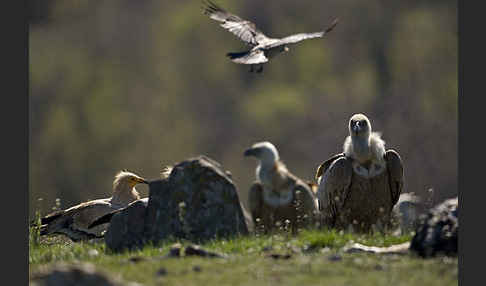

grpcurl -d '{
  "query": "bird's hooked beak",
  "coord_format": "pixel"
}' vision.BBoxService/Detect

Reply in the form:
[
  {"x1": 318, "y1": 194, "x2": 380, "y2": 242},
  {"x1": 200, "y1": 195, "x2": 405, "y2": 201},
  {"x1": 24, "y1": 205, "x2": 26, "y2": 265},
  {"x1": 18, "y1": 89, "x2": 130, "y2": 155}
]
[
  {"x1": 133, "y1": 177, "x2": 149, "y2": 185},
  {"x1": 352, "y1": 121, "x2": 362, "y2": 133},
  {"x1": 244, "y1": 148, "x2": 258, "y2": 157}
]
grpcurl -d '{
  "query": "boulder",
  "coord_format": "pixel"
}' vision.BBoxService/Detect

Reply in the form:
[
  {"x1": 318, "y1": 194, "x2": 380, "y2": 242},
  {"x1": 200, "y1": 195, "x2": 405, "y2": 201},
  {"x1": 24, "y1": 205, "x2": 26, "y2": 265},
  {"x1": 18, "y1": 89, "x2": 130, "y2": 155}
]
[
  {"x1": 145, "y1": 155, "x2": 249, "y2": 243},
  {"x1": 410, "y1": 196, "x2": 458, "y2": 257},
  {"x1": 104, "y1": 156, "x2": 249, "y2": 252},
  {"x1": 104, "y1": 200, "x2": 148, "y2": 252}
]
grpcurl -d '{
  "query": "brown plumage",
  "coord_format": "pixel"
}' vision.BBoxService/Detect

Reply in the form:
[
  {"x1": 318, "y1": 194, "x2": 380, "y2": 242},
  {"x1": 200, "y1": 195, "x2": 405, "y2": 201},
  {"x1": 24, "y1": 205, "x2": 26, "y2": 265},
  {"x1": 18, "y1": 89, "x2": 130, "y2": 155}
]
[
  {"x1": 244, "y1": 141, "x2": 319, "y2": 234},
  {"x1": 202, "y1": 0, "x2": 338, "y2": 73},
  {"x1": 31, "y1": 171, "x2": 148, "y2": 241},
  {"x1": 315, "y1": 114, "x2": 404, "y2": 232}
]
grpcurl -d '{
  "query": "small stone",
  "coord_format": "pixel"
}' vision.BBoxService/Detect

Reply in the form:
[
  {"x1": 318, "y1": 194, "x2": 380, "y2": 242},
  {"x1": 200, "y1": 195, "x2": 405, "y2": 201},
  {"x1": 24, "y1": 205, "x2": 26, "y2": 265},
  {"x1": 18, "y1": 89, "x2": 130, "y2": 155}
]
[
  {"x1": 185, "y1": 244, "x2": 226, "y2": 258},
  {"x1": 128, "y1": 256, "x2": 146, "y2": 263},
  {"x1": 156, "y1": 268, "x2": 168, "y2": 276},
  {"x1": 262, "y1": 246, "x2": 273, "y2": 252},
  {"x1": 319, "y1": 247, "x2": 331, "y2": 254},
  {"x1": 327, "y1": 254, "x2": 342, "y2": 262},
  {"x1": 193, "y1": 265, "x2": 202, "y2": 272},
  {"x1": 168, "y1": 243, "x2": 182, "y2": 257},
  {"x1": 87, "y1": 249, "x2": 99, "y2": 257},
  {"x1": 266, "y1": 253, "x2": 292, "y2": 260}
]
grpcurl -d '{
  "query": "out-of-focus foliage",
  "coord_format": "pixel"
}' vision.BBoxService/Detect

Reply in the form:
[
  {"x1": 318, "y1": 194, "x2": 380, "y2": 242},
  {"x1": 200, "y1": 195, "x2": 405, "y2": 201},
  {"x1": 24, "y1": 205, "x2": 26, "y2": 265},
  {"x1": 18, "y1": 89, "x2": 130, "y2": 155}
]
[{"x1": 29, "y1": 0, "x2": 457, "y2": 218}]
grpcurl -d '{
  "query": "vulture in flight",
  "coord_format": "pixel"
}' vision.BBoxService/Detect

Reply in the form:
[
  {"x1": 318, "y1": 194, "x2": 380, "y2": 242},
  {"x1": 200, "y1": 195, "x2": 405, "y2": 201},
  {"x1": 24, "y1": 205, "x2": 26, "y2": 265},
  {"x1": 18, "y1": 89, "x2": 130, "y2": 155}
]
[
  {"x1": 202, "y1": 0, "x2": 338, "y2": 73},
  {"x1": 30, "y1": 171, "x2": 148, "y2": 241},
  {"x1": 315, "y1": 114, "x2": 404, "y2": 232},
  {"x1": 244, "y1": 141, "x2": 319, "y2": 234}
]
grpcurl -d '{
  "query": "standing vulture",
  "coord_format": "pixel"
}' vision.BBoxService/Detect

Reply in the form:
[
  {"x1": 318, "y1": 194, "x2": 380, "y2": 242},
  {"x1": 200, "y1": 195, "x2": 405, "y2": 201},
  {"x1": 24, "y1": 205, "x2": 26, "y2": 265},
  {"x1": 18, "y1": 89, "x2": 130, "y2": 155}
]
[
  {"x1": 244, "y1": 141, "x2": 319, "y2": 234},
  {"x1": 202, "y1": 0, "x2": 338, "y2": 73},
  {"x1": 315, "y1": 114, "x2": 404, "y2": 232},
  {"x1": 30, "y1": 171, "x2": 148, "y2": 241}
]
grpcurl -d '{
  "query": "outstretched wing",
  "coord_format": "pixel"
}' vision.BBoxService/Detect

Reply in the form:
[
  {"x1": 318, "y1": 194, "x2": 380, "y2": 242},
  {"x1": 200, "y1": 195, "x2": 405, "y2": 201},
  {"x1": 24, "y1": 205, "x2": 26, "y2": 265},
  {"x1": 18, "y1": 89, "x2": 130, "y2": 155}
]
[
  {"x1": 266, "y1": 18, "x2": 338, "y2": 49},
  {"x1": 385, "y1": 149, "x2": 404, "y2": 206},
  {"x1": 317, "y1": 156, "x2": 352, "y2": 225},
  {"x1": 202, "y1": 0, "x2": 268, "y2": 46}
]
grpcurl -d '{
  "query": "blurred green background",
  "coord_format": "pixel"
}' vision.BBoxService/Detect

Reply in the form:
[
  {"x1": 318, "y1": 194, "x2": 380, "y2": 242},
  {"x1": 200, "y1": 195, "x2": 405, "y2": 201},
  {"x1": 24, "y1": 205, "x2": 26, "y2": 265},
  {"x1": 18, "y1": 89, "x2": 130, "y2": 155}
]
[{"x1": 28, "y1": 0, "x2": 457, "y2": 218}]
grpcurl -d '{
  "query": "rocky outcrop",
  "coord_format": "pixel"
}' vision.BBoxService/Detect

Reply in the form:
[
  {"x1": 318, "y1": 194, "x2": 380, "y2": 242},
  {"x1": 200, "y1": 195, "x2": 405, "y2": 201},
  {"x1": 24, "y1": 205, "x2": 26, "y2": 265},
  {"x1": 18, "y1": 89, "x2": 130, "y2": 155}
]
[
  {"x1": 144, "y1": 155, "x2": 249, "y2": 243},
  {"x1": 104, "y1": 200, "x2": 148, "y2": 252},
  {"x1": 104, "y1": 156, "x2": 249, "y2": 252},
  {"x1": 410, "y1": 197, "x2": 458, "y2": 257}
]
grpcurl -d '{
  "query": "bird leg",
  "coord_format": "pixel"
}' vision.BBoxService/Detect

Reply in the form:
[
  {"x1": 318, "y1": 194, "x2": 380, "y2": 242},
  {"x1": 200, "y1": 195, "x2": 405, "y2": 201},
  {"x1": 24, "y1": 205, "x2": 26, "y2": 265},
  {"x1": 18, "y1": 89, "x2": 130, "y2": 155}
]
[
  {"x1": 256, "y1": 65, "x2": 263, "y2": 73},
  {"x1": 249, "y1": 65, "x2": 254, "y2": 73}
]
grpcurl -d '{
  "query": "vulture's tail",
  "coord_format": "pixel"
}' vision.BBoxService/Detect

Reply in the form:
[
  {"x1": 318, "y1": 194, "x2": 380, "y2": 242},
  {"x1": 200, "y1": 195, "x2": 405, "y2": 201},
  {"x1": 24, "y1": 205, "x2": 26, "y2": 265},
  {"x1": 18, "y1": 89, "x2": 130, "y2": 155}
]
[{"x1": 226, "y1": 51, "x2": 249, "y2": 59}]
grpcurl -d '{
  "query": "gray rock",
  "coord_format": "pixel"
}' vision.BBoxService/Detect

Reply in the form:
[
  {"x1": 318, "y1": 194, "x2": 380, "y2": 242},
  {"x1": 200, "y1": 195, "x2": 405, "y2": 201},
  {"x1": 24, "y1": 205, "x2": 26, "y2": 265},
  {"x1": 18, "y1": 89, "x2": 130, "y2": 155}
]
[
  {"x1": 29, "y1": 263, "x2": 141, "y2": 286},
  {"x1": 104, "y1": 200, "x2": 148, "y2": 252},
  {"x1": 410, "y1": 197, "x2": 458, "y2": 257},
  {"x1": 105, "y1": 156, "x2": 249, "y2": 252},
  {"x1": 144, "y1": 155, "x2": 248, "y2": 243}
]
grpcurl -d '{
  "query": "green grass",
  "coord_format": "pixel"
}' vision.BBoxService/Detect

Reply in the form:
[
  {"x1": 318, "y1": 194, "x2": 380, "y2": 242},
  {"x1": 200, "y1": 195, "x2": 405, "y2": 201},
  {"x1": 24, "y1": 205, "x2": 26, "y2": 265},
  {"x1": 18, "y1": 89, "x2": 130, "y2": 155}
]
[{"x1": 29, "y1": 228, "x2": 457, "y2": 286}]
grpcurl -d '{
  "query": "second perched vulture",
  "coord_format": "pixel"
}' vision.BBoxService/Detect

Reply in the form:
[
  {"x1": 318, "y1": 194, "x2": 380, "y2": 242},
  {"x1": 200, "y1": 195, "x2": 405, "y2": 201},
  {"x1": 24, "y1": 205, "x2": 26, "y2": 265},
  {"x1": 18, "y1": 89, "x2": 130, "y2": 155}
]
[
  {"x1": 315, "y1": 114, "x2": 404, "y2": 232},
  {"x1": 244, "y1": 141, "x2": 319, "y2": 233},
  {"x1": 202, "y1": 0, "x2": 338, "y2": 73},
  {"x1": 31, "y1": 171, "x2": 148, "y2": 241}
]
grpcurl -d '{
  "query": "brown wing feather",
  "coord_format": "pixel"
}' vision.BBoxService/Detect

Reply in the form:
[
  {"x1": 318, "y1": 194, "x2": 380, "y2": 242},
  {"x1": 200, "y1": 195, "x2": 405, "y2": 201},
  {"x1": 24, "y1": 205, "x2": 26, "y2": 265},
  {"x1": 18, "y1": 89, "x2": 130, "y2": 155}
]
[
  {"x1": 317, "y1": 156, "x2": 352, "y2": 225},
  {"x1": 40, "y1": 200, "x2": 116, "y2": 237},
  {"x1": 88, "y1": 198, "x2": 149, "y2": 229},
  {"x1": 248, "y1": 181, "x2": 264, "y2": 218},
  {"x1": 202, "y1": 0, "x2": 268, "y2": 46},
  {"x1": 385, "y1": 149, "x2": 404, "y2": 206},
  {"x1": 315, "y1": 153, "x2": 345, "y2": 181},
  {"x1": 88, "y1": 210, "x2": 119, "y2": 229},
  {"x1": 293, "y1": 179, "x2": 319, "y2": 215}
]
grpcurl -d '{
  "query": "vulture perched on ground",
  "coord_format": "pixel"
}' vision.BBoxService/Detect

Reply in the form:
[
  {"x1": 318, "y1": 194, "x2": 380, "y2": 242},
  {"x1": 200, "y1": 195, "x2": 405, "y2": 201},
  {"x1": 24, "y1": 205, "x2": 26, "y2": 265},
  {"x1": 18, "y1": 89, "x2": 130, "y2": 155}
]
[
  {"x1": 87, "y1": 167, "x2": 174, "y2": 230},
  {"x1": 202, "y1": 0, "x2": 338, "y2": 73},
  {"x1": 30, "y1": 171, "x2": 148, "y2": 241},
  {"x1": 315, "y1": 114, "x2": 404, "y2": 232},
  {"x1": 244, "y1": 141, "x2": 319, "y2": 234}
]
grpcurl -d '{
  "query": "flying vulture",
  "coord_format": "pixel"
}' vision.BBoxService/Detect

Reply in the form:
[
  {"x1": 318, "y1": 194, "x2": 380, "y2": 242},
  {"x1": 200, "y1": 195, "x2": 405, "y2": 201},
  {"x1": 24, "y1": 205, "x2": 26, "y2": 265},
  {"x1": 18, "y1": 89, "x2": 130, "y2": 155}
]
[
  {"x1": 30, "y1": 170, "x2": 148, "y2": 241},
  {"x1": 315, "y1": 114, "x2": 404, "y2": 232},
  {"x1": 244, "y1": 141, "x2": 319, "y2": 234},
  {"x1": 202, "y1": 0, "x2": 338, "y2": 73}
]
